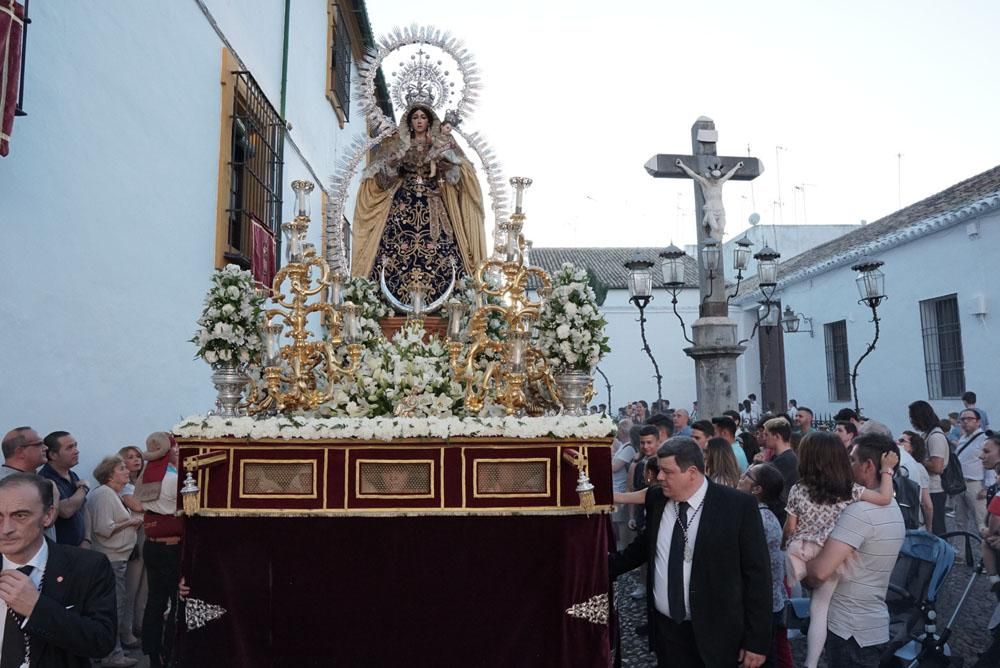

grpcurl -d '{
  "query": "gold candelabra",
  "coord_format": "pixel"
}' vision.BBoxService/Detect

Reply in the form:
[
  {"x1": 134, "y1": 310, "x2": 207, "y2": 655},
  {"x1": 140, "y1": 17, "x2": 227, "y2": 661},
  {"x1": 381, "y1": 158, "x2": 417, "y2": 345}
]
[
  {"x1": 447, "y1": 177, "x2": 561, "y2": 416},
  {"x1": 249, "y1": 180, "x2": 363, "y2": 415}
]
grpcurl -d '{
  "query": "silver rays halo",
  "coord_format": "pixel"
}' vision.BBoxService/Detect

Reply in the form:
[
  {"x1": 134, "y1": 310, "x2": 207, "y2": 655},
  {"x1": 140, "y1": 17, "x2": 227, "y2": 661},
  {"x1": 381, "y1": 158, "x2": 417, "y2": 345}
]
[{"x1": 326, "y1": 24, "x2": 511, "y2": 272}]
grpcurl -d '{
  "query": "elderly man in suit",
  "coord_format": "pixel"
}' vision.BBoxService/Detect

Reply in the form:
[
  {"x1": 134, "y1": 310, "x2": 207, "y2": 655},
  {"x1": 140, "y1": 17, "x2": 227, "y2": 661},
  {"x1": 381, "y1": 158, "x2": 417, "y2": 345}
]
[
  {"x1": 611, "y1": 437, "x2": 772, "y2": 668},
  {"x1": 0, "y1": 472, "x2": 116, "y2": 667}
]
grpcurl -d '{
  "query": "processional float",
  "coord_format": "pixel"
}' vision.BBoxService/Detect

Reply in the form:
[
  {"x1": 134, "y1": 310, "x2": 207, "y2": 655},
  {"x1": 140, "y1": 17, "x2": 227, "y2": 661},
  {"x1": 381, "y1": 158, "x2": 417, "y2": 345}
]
[{"x1": 175, "y1": 25, "x2": 614, "y2": 668}]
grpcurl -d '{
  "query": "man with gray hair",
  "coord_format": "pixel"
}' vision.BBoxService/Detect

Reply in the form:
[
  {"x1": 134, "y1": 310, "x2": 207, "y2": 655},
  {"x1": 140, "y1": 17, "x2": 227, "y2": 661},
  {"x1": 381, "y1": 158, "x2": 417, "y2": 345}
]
[
  {"x1": 1, "y1": 426, "x2": 59, "y2": 541},
  {"x1": 611, "y1": 437, "x2": 772, "y2": 667},
  {"x1": 0, "y1": 472, "x2": 117, "y2": 664}
]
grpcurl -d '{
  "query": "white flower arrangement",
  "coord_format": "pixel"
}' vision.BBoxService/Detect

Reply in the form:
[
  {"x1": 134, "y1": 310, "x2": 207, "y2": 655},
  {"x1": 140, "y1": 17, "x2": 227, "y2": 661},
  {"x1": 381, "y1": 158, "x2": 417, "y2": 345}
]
[
  {"x1": 318, "y1": 323, "x2": 464, "y2": 419},
  {"x1": 341, "y1": 276, "x2": 389, "y2": 345},
  {"x1": 537, "y1": 262, "x2": 610, "y2": 372},
  {"x1": 173, "y1": 413, "x2": 616, "y2": 441},
  {"x1": 191, "y1": 265, "x2": 264, "y2": 369}
]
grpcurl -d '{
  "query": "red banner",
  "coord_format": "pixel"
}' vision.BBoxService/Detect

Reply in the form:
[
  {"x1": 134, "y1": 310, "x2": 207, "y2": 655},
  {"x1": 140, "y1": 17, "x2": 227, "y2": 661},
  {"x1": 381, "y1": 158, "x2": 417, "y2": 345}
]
[
  {"x1": 250, "y1": 217, "x2": 276, "y2": 290},
  {"x1": 0, "y1": 0, "x2": 25, "y2": 157}
]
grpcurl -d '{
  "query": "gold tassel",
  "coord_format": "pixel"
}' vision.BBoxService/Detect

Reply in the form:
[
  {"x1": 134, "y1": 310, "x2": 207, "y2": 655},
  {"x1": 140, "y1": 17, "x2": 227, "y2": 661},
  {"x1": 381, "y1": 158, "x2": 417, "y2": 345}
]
[
  {"x1": 576, "y1": 471, "x2": 596, "y2": 516},
  {"x1": 180, "y1": 471, "x2": 201, "y2": 516},
  {"x1": 574, "y1": 445, "x2": 596, "y2": 515}
]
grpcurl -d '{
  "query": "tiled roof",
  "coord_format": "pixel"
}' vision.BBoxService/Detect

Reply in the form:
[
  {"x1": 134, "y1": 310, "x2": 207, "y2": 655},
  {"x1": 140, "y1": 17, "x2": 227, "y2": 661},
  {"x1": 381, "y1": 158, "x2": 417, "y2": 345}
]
[
  {"x1": 734, "y1": 164, "x2": 1000, "y2": 301},
  {"x1": 530, "y1": 247, "x2": 700, "y2": 289}
]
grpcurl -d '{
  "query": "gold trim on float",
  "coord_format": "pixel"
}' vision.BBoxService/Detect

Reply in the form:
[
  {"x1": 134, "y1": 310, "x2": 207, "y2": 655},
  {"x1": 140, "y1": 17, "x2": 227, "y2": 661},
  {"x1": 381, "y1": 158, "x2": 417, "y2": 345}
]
[
  {"x1": 175, "y1": 437, "x2": 613, "y2": 447},
  {"x1": 556, "y1": 446, "x2": 562, "y2": 506},
  {"x1": 187, "y1": 505, "x2": 614, "y2": 518},
  {"x1": 238, "y1": 459, "x2": 319, "y2": 499},
  {"x1": 471, "y1": 458, "x2": 552, "y2": 498},
  {"x1": 439, "y1": 448, "x2": 445, "y2": 509},
  {"x1": 323, "y1": 449, "x2": 329, "y2": 510},
  {"x1": 353, "y1": 458, "x2": 436, "y2": 499}
]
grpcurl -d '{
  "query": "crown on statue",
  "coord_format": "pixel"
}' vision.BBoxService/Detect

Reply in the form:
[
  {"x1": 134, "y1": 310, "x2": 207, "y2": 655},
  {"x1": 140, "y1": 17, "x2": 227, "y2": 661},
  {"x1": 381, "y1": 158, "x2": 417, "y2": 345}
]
[
  {"x1": 443, "y1": 109, "x2": 461, "y2": 127},
  {"x1": 404, "y1": 84, "x2": 435, "y2": 109},
  {"x1": 390, "y1": 48, "x2": 455, "y2": 114}
]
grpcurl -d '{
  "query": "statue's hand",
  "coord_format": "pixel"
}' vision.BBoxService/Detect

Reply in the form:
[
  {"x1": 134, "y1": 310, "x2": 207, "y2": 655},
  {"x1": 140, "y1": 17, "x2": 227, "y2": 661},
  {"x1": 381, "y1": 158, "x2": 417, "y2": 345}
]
[
  {"x1": 736, "y1": 161, "x2": 744, "y2": 169},
  {"x1": 675, "y1": 158, "x2": 683, "y2": 167}
]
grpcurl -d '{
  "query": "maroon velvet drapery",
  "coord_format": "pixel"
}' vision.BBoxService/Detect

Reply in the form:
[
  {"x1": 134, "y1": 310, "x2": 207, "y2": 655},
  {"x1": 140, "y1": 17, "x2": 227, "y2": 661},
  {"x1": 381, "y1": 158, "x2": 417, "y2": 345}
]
[
  {"x1": 178, "y1": 514, "x2": 614, "y2": 667},
  {"x1": 0, "y1": 0, "x2": 25, "y2": 157}
]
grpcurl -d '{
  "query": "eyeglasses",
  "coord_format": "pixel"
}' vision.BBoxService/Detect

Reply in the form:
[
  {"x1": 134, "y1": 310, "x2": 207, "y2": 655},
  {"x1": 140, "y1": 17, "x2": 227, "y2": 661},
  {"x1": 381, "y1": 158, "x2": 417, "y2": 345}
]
[
  {"x1": 21, "y1": 440, "x2": 46, "y2": 449},
  {"x1": 741, "y1": 470, "x2": 758, "y2": 484},
  {"x1": 960, "y1": 416, "x2": 980, "y2": 422}
]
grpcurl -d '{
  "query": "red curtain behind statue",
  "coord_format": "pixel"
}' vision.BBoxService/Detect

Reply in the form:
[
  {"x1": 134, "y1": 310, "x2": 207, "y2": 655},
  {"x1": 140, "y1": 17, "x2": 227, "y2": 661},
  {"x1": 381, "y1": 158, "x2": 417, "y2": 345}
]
[
  {"x1": 0, "y1": 0, "x2": 25, "y2": 157},
  {"x1": 179, "y1": 515, "x2": 614, "y2": 667}
]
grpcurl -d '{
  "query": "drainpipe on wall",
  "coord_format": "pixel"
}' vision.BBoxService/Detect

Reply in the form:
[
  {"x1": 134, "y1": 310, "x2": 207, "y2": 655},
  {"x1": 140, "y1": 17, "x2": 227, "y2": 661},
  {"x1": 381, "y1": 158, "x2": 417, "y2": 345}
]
[{"x1": 279, "y1": 0, "x2": 291, "y2": 121}]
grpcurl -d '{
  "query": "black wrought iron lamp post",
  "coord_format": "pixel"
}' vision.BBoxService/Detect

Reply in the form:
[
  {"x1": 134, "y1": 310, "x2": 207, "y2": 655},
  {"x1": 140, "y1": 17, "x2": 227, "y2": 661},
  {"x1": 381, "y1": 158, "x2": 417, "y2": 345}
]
[
  {"x1": 624, "y1": 251, "x2": 663, "y2": 405},
  {"x1": 849, "y1": 260, "x2": 887, "y2": 415}
]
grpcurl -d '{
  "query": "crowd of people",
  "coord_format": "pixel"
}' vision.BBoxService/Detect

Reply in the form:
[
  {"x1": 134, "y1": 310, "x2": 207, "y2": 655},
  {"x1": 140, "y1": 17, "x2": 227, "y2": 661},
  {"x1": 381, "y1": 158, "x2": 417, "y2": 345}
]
[
  {"x1": 608, "y1": 389, "x2": 1000, "y2": 668},
  {"x1": 0, "y1": 427, "x2": 182, "y2": 667}
]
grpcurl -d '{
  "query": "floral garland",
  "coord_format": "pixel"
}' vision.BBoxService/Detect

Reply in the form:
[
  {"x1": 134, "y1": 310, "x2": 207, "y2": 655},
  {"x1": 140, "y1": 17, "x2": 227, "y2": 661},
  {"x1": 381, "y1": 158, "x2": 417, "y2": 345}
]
[
  {"x1": 191, "y1": 265, "x2": 264, "y2": 369},
  {"x1": 537, "y1": 262, "x2": 610, "y2": 372},
  {"x1": 174, "y1": 413, "x2": 616, "y2": 441}
]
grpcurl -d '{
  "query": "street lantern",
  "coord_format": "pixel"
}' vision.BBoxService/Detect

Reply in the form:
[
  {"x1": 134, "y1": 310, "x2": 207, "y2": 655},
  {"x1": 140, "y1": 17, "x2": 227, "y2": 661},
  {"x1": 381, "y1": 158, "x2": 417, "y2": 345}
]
[
  {"x1": 658, "y1": 243, "x2": 687, "y2": 292},
  {"x1": 781, "y1": 305, "x2": 799, "y2": 333},
  {"x1": 781, "y1": 305, "x2": 814, "y2": 336},
  {"x1": 624, "y1": 251, "x2": 655, "y2": 308},
  {"x1": 754, "y1": 244, "x2": 781, "y2": 302},
  {"x1": 758, "y1": 301, "x2": 780, "y2": 327},
  {"x1": 624, "y1": 250, "x2": 662, "y2": 403},
  {"x1": 733, "y1": 236, "x2": 753, "y2": 274},
  {"x1": 702, "y1": 239, "x2": 722, "y2": 277},
  {"x1": 848, "y1": 259, "x2": 887, "y2": 415},
  {"x1": 851, "y1": 260, "x2": 886, "y2": 308}
]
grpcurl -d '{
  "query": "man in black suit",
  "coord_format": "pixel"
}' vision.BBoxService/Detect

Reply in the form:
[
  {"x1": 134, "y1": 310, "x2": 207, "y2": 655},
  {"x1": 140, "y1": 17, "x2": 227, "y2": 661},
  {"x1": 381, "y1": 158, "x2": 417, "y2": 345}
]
[
  {"x1": 0, "y1": 472, "x2": 116, "y2": 667},
  {"x1": 611, "y1": 437, "x2": 772, "y2": 668}
]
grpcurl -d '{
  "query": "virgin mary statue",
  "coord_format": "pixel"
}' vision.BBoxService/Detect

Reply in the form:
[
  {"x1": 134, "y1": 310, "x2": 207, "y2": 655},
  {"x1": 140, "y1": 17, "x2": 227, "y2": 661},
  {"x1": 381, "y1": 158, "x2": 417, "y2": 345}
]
[{"x1": 351, "y1": 102, "x2": 487, "y2": 302}]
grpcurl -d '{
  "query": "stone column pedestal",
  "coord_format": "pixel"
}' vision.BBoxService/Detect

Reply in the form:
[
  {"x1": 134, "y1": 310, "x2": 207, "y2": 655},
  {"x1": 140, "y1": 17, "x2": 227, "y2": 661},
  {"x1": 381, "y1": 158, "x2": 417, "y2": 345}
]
[{"x1": 684, "y1": 316, "x2": 746, "y2": 421}]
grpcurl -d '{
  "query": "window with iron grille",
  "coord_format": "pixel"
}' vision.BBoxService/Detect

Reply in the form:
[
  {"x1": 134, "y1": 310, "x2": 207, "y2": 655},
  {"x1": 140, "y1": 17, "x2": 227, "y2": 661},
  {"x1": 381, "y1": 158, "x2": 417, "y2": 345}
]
[
  {"x1": 919, "y1": 294, "x2": 965, "y2": 398},
  {"x1": 824, "y1": 320, "x2": 851, "y2": 402},
  {"x1": 328, "y1": 2, "x2": 352, "y2": 121},
  {"x1": 225, "y1": 70, "x2": 284, "y2": 272},
  {"x1": 13, "y1": 0, "x2": 30, "y2": 117}
]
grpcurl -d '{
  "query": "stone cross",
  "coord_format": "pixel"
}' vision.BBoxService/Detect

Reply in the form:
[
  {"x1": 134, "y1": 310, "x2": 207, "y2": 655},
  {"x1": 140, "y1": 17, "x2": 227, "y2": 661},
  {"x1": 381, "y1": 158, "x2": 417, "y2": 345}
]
[
  {"x1": 644, "y1": 117, "x2": 765, "y2": 421},
  {"x1": 644, "y1": 117, "x2": 763, "y2": 318}
]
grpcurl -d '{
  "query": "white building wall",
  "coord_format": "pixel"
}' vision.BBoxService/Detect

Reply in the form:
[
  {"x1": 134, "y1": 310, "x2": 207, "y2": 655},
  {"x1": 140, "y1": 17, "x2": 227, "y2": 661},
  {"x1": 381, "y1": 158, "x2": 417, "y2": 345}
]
[
  {"x1": 597, "y1": 288, "x2": 701, "y2": 415},
  {"x1": 0, "y1": 1, "x2": 369, "y2": 479},
  {"x1": 738, "y1": 208, "x2": 1000, "y2": 436}
]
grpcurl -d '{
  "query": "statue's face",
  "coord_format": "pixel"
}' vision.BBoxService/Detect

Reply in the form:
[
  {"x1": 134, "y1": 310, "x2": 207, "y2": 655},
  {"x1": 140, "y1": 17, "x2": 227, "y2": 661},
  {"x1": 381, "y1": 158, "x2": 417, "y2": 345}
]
[
  {"x1": 710, "y1": 168, "x2": 722, "y2": 178},
  {"x1": 409, "y1": 109, "x2": 429, "y2": 133},
  {"x1": 440, "y1": 122, "x2": 452, "y2": 135}
]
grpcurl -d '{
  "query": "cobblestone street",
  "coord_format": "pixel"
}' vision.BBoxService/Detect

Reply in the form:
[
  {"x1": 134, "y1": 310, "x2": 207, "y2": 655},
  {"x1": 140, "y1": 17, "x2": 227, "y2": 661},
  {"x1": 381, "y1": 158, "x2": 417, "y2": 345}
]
[{"x1": 614, "y1": 560, "x2": 997, "y2": 667}]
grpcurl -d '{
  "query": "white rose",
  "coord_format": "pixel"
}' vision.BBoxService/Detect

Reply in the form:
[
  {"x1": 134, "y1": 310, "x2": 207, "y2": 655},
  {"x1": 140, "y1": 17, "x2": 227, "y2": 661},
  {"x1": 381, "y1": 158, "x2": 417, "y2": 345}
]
[
  {"x1": 556, "y1": 324, "x2": 571, "y2": 340},
  {"x1": 204, "y1": 350, "x2": 218, "y2": 363}
]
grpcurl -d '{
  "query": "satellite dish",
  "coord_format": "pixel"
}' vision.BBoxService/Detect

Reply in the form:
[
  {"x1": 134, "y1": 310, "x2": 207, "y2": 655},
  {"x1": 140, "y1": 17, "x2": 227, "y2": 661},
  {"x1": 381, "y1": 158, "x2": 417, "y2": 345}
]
[{"x1": 748, "y1": 213, "x2": 760, "y2": 226}]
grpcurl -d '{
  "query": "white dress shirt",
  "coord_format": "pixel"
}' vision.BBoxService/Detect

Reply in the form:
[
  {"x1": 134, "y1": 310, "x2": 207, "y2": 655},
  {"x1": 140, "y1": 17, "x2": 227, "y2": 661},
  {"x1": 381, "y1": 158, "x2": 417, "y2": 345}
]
[
  {"x1": 0, "y1": 539, "x2": 48, "y2": 650},
  {"x1": 653, "y1": 477, "x2": 709, "y2": 620}
]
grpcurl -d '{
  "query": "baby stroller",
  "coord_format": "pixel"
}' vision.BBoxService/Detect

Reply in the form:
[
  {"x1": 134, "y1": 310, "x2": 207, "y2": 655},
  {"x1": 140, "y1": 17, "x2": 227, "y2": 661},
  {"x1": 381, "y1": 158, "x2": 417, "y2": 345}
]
[{"x1": 884, "y1": 529, "x2": 982, "y2": 668}]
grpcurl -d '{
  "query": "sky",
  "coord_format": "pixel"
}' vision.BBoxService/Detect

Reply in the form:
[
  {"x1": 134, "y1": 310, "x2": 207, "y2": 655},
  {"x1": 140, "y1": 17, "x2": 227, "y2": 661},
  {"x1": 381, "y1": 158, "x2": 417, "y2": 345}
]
[{"x1": 364, "y1": 0, "x2": 1000, "y2": 251}]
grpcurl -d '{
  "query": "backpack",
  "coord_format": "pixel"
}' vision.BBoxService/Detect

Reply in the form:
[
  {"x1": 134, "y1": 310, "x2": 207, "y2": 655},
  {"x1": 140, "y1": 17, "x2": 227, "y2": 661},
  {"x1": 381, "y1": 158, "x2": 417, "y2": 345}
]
[
  {"x1": 940, "y1": 441, "x2": 967, "y2": 496},
  {"x1": 893, "y1": 468, "x2": 922, "y2": 530}
]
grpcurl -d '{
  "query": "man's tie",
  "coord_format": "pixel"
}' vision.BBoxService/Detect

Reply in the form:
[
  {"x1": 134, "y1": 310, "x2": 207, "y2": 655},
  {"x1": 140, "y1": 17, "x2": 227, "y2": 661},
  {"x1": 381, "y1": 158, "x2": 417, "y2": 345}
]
[
  {"x1": 668, "y1": 502, "x2": 689, "y2": 623},
  {"x1": 1, "y1": 565, "x2": 35, "y2": 668}
]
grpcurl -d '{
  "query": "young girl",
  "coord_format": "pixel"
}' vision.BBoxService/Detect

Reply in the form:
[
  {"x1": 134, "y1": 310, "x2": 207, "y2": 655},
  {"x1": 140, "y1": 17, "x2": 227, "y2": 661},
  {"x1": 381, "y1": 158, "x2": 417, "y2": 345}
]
[{"x1": 783, "y1": 431, "x2": 897, "y2": 668}]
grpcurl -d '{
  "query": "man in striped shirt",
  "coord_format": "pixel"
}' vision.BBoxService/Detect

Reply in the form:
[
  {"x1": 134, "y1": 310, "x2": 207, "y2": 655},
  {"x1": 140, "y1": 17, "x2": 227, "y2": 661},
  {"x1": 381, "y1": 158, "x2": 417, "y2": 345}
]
[{"x1": 806, "y1": 433, "x2": 906, "y2": 668}]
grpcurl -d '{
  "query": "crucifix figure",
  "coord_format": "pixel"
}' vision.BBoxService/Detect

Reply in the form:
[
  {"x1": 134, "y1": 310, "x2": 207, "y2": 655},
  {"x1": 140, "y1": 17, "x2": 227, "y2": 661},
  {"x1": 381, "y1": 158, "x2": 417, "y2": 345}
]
[
  {"x1": 644, "y1": 117, "x2": 765, "y2": 421},
  {"x1": 674, "y1": 157, "x2": 743, "y2": 240},
  {"x1": 645, "y1": 117, "x2": 763, "y2": 316}
]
